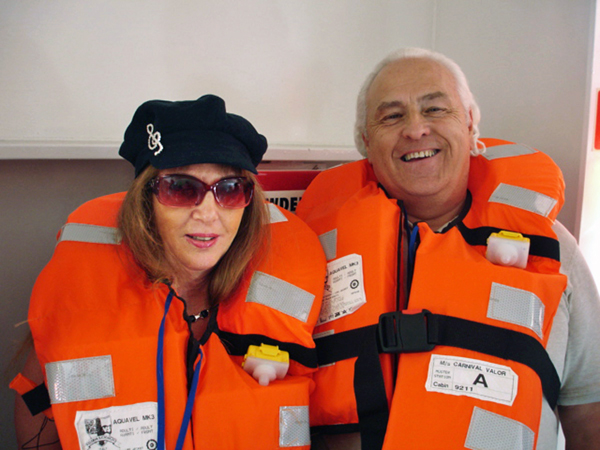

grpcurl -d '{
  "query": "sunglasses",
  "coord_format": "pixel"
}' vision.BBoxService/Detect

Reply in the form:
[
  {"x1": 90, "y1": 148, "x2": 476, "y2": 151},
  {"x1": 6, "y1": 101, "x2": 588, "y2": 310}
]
[{"x1": 149, "y1": 174, "x2": 254, "y2": 209}]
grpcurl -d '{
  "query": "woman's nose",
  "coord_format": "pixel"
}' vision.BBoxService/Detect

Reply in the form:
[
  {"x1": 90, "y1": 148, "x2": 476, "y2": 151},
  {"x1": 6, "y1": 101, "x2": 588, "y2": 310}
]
[{"x1": 191, "y1": 192, "x2": 219, "y2": 221}]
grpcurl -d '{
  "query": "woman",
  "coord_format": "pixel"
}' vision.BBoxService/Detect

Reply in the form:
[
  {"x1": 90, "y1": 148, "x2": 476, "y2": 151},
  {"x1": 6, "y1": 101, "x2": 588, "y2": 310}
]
[{"x1": 13, "y1": 95, "x2": 326, "y2": 450}]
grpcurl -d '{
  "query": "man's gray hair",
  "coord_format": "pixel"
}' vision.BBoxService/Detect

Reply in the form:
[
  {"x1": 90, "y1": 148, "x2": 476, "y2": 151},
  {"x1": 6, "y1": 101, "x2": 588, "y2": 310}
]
[{"x1": 354, "y1": 47, "x2": 484, "y2": 157}]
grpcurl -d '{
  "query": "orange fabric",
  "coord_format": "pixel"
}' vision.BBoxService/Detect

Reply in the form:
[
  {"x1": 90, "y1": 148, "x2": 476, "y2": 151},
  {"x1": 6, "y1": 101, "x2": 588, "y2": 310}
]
[
  {"x1": 29, "y1": 194, "x2": 325, "y2": 449},
  {"x1": 10, "y1": 373, "x2": 38, "y2": 395},
  {"x1": 383, "y1": 224, "x2": 565, "y2": 449},
  {"x1": 297, "y1": 161, "x2": 400, "y2": 426},
  {"x1": 297, "y1": 139, "x2": 567, "y2": 448}
]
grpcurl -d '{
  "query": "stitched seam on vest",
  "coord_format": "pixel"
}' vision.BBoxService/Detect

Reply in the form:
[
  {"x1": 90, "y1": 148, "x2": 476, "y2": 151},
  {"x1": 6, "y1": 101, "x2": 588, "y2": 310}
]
[
  {"x1": 482, "y1": 144, "x2": 536, "y2": 160},
  {"x1": 268, "y1": 203, "x2": 288, "y2": 224},
  {"x1": 279, "y1": 406, "x2": 310, "y2": 447},
  {"x1": 46, "y1": 355, "x2": 115, "y2": 403},
  {"x1": 59, "y1": 223, "x2": 121, "y2": 245},
  {"x1": 318, "y1": 229, "x2": 337, "y2": 261},
  {"x1": 246, "y1": 271, "x2": 315, "y2": 322},
  {"x1": 465, "y1": 407, "x2": 534, "y2": 450},
  {"x1": 489, "y1": 183, "x2": 557, "y2": 217},
  {"x1": 488, "y1": 283, "x2": 544, "y2": 339}
]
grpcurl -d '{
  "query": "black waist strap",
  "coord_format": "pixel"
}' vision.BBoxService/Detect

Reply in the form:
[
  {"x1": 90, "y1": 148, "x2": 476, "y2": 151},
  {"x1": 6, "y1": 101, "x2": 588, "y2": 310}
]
[
  {"x1": 215, "y1": 328, "x2": 319, "y2": 369},
  {"x1": 315, "y1": 310, "x2": 560, "y2": 448},
  {"x1": 426, "y1": 314, "x2": 560, "y2": 408}
]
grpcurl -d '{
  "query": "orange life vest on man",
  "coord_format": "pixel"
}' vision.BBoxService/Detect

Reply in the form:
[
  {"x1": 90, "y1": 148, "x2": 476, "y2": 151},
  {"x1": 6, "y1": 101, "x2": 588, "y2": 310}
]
[
  {"x1": 27, "y1": 193, "x2": 326, "y2": 450},
  {"x1": 296, "y1": 139, "x2": 567, "y2": 449}
]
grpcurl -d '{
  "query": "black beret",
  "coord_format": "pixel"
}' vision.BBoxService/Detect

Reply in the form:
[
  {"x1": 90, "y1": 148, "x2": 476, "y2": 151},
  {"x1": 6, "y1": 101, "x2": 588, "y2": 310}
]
[{"x1": 119, "y1": 94, "x2": 267, "y2": 177}]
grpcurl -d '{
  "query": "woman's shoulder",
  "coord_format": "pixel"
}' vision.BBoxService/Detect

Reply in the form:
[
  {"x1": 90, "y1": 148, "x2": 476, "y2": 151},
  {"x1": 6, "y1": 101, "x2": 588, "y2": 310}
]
[{"x1": 66, "y1": 192, "x2": 127, "y2": 227}]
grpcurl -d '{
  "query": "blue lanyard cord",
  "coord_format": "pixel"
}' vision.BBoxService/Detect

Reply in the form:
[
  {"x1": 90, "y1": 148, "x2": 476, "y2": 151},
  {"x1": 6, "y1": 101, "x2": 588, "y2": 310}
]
[
  {"x1": 157, "y1": 290, "x2": 174, "y2": 450},
  {"x1": 407, "y1": 225, "x2": 419, "y2": 297},
  {"x1": 157, "y1": 289, "x2": 204, "y2": 450},
  {"x1": 408, "y1": 224, "x2": 419, "y2": 268},
  {"x1": 175, "y1": 349, "x2": 203, "y2": 450}
]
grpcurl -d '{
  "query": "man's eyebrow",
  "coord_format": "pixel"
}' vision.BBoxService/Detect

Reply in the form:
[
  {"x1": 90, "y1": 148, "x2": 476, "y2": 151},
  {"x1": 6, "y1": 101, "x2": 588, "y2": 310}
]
[
  {"x1": 375, "y1": 100, "x2": 403, "y2": 114},
  {"x1": 375, "y1": 91, "x2": 449, "y2": 114},
  {"x1": 420, "y1": 91, "x2": 447, "y2": 102}
]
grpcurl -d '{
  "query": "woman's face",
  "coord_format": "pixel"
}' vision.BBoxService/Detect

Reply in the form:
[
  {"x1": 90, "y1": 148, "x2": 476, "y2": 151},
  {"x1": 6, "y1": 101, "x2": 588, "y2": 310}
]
[{"x1": 152, "y1": 163, "x2": 246, "y2": 286}]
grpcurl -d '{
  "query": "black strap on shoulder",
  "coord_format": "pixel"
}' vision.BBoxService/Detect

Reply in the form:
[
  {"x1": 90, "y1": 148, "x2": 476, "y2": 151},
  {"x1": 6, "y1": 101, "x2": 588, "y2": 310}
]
[
  {"x1": 215, "y1": 328, "x2": 319, "y2": 369},
  {"x1": 456, "y1": 222, "x2": 560, "y2": 261},
  {"x1": 314, "y1": 324, "x2": 388, "y2": 448},
  {"x1": 353, "y1": 324, "x2": 389, "y2": 450},
  {"x1": 316, "y1": 325, "x2": 377, "y2": 366},
  {"x1": 21, "y1": 383, "x2": 52, "y2": 416},
  {"x1": 311, "y1": 423, "x2": 360, "y2": 436}
]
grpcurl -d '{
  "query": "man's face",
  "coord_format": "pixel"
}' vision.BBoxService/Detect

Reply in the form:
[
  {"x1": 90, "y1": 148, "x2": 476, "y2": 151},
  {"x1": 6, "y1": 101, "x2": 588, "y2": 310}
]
[{"x1": 364, "y1": 58, "x2": 474, "y2": 207}]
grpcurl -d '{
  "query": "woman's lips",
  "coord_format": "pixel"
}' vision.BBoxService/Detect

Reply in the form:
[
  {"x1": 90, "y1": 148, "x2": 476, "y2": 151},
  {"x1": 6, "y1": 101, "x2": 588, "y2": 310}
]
[{"x1": 186, "y1": 234, "x2": 218, "y2": 248}]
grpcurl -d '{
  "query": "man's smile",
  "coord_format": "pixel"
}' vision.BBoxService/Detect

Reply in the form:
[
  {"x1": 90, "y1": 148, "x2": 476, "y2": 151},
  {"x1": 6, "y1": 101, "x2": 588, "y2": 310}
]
[{"x1": 401, "y1": 149, "x2": 440, "y2": 162}]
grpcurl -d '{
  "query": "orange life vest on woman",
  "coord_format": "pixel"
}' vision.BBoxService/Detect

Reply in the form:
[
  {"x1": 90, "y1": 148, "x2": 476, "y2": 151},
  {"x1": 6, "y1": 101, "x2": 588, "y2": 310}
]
[
  {"x1": 28, "y1": 193, "x2": 326, "y2": 450},
  {"x1": 296, "y1": 139, "x2": 567, "y2": 449}
]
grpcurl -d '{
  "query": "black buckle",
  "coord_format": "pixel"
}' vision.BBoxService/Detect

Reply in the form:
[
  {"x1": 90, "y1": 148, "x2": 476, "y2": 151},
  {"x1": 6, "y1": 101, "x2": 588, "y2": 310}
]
[{"x1": 378, "y1": 310, "x2": 435, "y2": 353}]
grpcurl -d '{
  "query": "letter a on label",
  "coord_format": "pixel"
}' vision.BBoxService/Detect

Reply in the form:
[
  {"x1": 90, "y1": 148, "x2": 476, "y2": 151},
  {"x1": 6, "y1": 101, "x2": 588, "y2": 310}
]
[{"x1": 473, "y1": 374, "x2": 489, "y2": 388}]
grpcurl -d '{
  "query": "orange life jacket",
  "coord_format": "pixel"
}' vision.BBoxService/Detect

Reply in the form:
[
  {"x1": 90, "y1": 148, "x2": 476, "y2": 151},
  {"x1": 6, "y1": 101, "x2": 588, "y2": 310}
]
[
  {"x1": 296, "y1": 139, "x2": 567, "y2": 449},
  {"x1": 28, "y1": 193, "x2": 326, "y2": 450}
]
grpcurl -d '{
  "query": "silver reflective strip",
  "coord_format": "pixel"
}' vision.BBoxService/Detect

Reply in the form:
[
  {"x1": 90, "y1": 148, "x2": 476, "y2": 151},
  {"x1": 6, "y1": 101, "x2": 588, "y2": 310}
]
[
  {"x1": 246, "y1": 271, "x2": 315, "y2": 323},
  {"x1": 465, "y1": 407, "x2": 534, "y2": 450},
  {"x1": 279, "y1": 405, "x2": 310, "y2": 447},
  {"x1": 482, "y1": 144, "x2": 536, "y2": 160},
  {"x1": 488, "y1": 282, "x2": 544, "y2": 338},
  {"x1": 268, "y1": 203, "x2": 288, "y2": 224},
  {"x1": 489, "y1": 183, "x2": 557, "y2": 217},
  {"x1": 46, "y1": 355, "x2": 115, "y2": 404},
  {"x1": 58, "y1": 223, "x2": 121, "y2": 245},
  {"x1": 318, "y1": 229, "x2": 337, "y2": 261}
]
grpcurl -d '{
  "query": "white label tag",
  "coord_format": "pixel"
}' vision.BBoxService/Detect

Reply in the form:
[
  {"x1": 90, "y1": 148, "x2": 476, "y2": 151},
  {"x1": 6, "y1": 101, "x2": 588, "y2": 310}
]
[
  {"x1": 425, "y1": 355, "x2": 518, "y2": 406},
  {"x1": 318, "y1": 254, "x2": 366, "y2": 325},
  {"x1": 75, "y1": 402, "x2": 158, "y2": 450}
]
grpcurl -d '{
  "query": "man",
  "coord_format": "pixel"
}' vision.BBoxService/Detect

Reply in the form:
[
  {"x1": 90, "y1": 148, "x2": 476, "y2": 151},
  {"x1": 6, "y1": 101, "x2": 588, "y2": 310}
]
[{"x1": 297, "y1": 48, "x2": 600, "y2": 449}]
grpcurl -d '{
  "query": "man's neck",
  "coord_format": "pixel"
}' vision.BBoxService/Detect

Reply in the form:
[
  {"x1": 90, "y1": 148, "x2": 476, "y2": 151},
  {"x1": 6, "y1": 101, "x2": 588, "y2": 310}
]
[{"x1": 405, "y1": 195, "x2": 467, "y2": 231}]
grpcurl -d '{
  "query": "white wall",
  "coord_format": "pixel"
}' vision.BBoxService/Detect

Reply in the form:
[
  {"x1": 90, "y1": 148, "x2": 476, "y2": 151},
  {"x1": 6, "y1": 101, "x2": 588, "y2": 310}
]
[
  {"x1": 580, "y1": 1, "x2": 600, "y2": 288},
  {"x1": 1, "y1": 1, "x2": 596, "y2": 448},
  {"x1": 0, "y1": 0, "x2": 434, "y2": 148}
]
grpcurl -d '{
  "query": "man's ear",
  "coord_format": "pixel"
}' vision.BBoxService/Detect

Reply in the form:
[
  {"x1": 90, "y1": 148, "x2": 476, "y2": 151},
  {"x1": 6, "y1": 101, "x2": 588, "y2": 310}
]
[
  {"x1": 467, "y1": 109, "x2": 475, "y2": 151},
  {"x1": 468, "y1": 109, "x2": 474, "y2": 132},
  {"x1": 362, "y1": 133, "x2": 371, "y2": 160}
]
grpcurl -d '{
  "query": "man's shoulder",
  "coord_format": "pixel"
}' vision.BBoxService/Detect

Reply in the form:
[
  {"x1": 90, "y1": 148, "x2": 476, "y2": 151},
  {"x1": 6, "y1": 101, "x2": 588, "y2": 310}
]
[
  {"x1": 552, "y1": 220, "x2": 600, "y2": 302},
  {"x1": 552, "y1": 220, "x2": 576, "y2": 243},
  {"x1": 552, "y1": 221, "x2": 579, "y2": 274}
]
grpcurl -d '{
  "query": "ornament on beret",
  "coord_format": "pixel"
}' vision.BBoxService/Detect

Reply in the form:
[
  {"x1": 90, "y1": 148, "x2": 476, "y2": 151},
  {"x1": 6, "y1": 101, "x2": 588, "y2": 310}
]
[{"x1": 146, "y1": 124, "x2": 163, "y2": 156}]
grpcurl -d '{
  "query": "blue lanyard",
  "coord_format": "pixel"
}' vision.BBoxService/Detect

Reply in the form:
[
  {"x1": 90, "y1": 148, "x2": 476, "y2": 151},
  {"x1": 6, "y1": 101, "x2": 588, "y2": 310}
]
[
  {"x1": 408, "y1": 224, "x2": 419, "y2": 270},
  {"x1": 157, "y1": 290, "x2": 204, "y2": 450},
  {"x1": 406, "y1": 224, "x2": 420, "y2": 298}
]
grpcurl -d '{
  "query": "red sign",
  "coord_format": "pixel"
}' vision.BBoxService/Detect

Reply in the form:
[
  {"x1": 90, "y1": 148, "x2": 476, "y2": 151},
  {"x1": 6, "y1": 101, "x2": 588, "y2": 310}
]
[{"x1": 257, "y1": 170, "x2": 321, "y2": 213}]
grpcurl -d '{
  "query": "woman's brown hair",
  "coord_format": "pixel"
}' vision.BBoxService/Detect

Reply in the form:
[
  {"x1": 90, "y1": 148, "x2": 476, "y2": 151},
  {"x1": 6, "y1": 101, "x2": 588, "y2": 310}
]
[{"x1": 117, "y1": 165, "x2": 270, "y2": 307}]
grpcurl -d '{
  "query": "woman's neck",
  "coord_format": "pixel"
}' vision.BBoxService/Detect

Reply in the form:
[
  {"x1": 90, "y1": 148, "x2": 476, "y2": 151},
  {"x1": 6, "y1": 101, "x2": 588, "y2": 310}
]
[{"x1": 171, "y1": 275, "x2": 210, "y2": 313}]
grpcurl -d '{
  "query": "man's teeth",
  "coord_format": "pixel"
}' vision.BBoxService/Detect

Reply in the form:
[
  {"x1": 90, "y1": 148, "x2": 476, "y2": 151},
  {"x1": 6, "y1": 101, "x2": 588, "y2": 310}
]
[{"x1": 402, "y1": 150, "x2": 437, "y2": 162}]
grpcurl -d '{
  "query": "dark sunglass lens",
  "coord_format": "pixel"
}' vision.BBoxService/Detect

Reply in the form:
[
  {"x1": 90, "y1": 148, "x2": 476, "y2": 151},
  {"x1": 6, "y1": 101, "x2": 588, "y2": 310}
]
[
  {"x1": 161, "y1": 176, "x2": 203, "y2": 206},
  {"x1": 215, "y1": 178, "x2": 253, "y2": 208}
]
